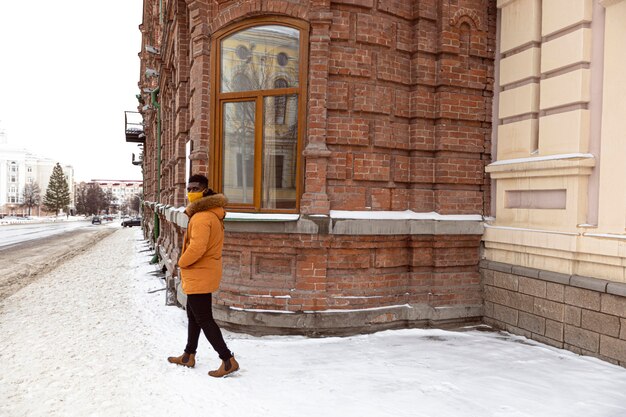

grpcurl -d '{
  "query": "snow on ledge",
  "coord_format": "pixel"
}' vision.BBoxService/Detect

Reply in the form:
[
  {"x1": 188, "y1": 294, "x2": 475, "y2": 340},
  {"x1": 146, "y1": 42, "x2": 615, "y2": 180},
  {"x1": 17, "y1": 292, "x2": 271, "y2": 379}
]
[
  {"x1": 584, "y1": 233, "x2": 626, "y2": 240},
  {"x1": 330, "y1": 210, "x2": 483, "y2": 221},
  {"x1": 488, "y1": 153, "x2": 594, "y2": 167},
  {"x1": 303, "y1": 304, "x2": 413, "y2": 314},
  {"x1": 225, "y1": 212, "x2": 300, "y2": 221},
  {"x1": 229, "y1": 304, "x2": 413, "y2": 314},
  {"x1": 229, "y1": 307, "x2": 295, "y2": 314}
]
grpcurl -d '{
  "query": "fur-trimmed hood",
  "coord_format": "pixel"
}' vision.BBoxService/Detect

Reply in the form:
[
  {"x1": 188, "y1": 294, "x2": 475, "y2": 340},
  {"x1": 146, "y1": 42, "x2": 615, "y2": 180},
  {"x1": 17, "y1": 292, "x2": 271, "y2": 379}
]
[{"x1": 185, "y1": 193, "x2": 228, "y2": 218}]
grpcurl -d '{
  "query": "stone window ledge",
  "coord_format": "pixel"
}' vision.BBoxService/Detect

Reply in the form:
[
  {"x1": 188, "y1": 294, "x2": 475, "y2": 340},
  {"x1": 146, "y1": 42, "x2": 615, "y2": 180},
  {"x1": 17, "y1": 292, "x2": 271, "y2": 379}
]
[{"x1": 144, "y1": 202, "x2": 484, "y2": 235}]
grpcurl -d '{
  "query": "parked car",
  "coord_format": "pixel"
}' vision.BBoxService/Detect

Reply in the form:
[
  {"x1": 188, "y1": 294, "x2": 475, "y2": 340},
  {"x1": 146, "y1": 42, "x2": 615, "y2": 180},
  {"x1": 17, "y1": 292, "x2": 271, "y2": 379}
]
[
  {"x1": 122, "y1": 217, "x2": 141, "y2": 227},
  {"x1": 92, "y1": 217, "x2": 102, "y2": 225}
]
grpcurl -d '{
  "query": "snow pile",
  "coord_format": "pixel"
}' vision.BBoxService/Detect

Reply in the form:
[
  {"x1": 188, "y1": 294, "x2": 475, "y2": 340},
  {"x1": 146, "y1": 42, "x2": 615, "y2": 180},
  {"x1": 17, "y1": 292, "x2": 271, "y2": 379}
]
[{"x1": 1, "y1": 229, "x2": 625, "y2": 417}]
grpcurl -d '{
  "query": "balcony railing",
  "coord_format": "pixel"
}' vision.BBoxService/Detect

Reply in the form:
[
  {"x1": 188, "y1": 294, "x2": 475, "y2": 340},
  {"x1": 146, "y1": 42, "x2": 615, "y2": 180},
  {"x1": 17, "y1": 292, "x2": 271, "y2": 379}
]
[{"x1": 124, "y1": 111, "x2": 144, "y2": 143}]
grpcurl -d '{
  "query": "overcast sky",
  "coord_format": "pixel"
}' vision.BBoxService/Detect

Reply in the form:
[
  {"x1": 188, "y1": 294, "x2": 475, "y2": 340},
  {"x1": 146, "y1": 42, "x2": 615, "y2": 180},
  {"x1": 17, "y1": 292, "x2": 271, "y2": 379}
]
[{"x1": 0, "y1": 0, "x2": 144, "y2": 182}]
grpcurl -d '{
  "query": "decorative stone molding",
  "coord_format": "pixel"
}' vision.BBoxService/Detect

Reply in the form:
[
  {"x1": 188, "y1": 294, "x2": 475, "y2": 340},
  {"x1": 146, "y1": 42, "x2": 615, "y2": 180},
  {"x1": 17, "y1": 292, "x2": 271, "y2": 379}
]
[
  {"x1": 450, "y1": 8, "x2": 484, "y2": 31},
  {"x1": 599, "y1": 0, "x2": 625, "y2": 7},
  {"x1": 496, "y1": 0, "x2": 518, "y2": 9},
  {"x1": 486, "y1": 153, "x2": 595, "y2": 178}
]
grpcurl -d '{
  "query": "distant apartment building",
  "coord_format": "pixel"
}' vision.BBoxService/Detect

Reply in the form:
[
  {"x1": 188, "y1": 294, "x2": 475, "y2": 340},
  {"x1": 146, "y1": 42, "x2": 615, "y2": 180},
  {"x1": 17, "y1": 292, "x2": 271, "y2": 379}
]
[
  {"x1": 88, "y1": 179, "x2": 143, "y2": 212},
  {"x1": 0, "y1": 128, "x2": 75, "y2": 216}
]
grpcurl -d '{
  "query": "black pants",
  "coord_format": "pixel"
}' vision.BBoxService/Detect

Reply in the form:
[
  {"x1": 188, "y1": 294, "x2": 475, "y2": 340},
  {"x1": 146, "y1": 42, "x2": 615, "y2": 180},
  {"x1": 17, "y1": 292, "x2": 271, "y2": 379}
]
[{"x1": 184, "y1": 293, "x2": 231, "y2": 361}]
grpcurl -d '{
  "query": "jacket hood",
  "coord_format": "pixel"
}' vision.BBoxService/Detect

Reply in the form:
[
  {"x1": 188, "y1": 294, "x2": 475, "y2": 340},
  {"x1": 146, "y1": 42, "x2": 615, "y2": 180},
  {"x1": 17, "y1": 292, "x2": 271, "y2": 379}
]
[{"x1": 185, "y1": 193, "x2": 228, "y2": 218}]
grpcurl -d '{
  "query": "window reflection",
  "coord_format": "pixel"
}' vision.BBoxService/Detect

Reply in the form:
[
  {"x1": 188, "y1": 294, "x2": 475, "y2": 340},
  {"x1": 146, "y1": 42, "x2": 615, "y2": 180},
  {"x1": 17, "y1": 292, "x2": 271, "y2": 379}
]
[
  {"x1": 221, "y1": 25, "x2": 300, "y2": 93},
  {"x1": 223, "y1": 101, "x2": 255, "y2": 205},
  {"x1": 263, "y1": 95, "x2": 298, "y2": 209}
]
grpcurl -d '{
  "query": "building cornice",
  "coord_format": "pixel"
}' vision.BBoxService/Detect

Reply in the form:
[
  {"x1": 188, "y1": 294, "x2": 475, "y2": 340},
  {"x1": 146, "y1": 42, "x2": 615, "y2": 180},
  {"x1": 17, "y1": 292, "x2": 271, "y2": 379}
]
[{"x1": 598, "y1": 0, "x2": 624, "y2": 8}]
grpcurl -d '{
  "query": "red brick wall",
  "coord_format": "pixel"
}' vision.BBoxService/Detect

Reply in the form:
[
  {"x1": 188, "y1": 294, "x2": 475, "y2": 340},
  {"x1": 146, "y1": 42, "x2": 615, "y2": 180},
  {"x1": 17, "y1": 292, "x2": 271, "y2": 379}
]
[
  {"x1": 323, "y1": 0, "x2": 495, "y2": 214},
  {"x1": 218, "y1": 232, "x2": 482, "y2": 313},
  {"x1": 137, "y1": 0, "x2": 495, "y2": 330},
  {"x1": 139, "y1": 0, "x2": 495, "y2": 215}
]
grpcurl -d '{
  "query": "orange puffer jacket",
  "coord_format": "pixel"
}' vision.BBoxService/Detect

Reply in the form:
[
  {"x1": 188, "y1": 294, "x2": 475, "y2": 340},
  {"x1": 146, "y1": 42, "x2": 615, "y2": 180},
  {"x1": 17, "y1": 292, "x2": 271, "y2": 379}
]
[{"x1": 178, "y1": 194, "x2": 227, "y2": 294}]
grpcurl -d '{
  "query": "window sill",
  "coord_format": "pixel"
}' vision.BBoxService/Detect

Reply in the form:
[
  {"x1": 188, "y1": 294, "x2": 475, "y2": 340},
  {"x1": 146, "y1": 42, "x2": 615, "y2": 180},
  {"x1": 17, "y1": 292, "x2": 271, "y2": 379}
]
[
  {"x1": 225, "y1": 212, "x2": 300, "y2": 222},
  {"x1": 146, "y1": 202, "x2": 484, "y2": 235}
]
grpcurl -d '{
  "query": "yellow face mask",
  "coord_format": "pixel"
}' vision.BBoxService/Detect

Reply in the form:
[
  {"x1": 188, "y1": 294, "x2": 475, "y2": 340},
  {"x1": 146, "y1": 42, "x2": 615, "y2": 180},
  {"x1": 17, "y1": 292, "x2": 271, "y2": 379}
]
[{"x1": 187, "y1": 191, "x2": 205, "y2": 203}]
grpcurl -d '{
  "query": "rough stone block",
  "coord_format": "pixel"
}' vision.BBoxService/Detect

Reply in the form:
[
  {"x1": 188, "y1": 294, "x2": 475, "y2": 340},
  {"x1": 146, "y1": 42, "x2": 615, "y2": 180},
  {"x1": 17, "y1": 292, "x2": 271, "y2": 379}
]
[
  {"x1": 600, "y1": 335, "x2": 626, "y2": 363},
  {"x1": 484, "y1": 286, "x2": 509, "y2": 307},
  {"x1": 564, "y1": 325, "x2": 600, "y2": 352},
  {"x1": 493, "y1": 271, "x2": 518, "y2": 291},
  {"x1": 505, "y1": 324, "x2": 531, "y2": 339},
  {"x1": 534, "y1": 298, "x2": 564, "y2": 321},
  {"x1": 519, "y1": 312, "x2": 546, "y2": 335},
  {"x1": 546, "y1": 282, "x2": 565, "y2": 302},
  {"x1": 564, "y1": 286, "x2": 600, "y2": 310},
  {"x1": 564, "y1": 343, "x2": 583, "y2": 356},
  {"x1": 582, "y1": 310, "x2": 620, "y2": 338},
  {"x1": 565, "y1": 305, "x2": 581, "y2": 326},
  {"x1": 600, "y1": 293, "x2": 626, "y2": 318},
  {"x1": 571, "y1": 275, "x2": 609, "y2": 293},
  {"x1": 493, "y1": 303, "x2": 518, "y2": 326},
  {"x1": 485, "y1": 286, "x2": 533, "y2": 312},
  {"x1": 481, "y1": 268, "x2": 495, "y2": 286},
  {"x1": 516, "y1": 293, "x2": 536, "y2": 313},
  {"x1": 621, "y1": 319, "x2": 626, "y2": 340},
  {"x1": 545, "y1": 319, "x2": 564, "y2": 342},
  {"x1": 534, "y1": 334, "x2": 564, "y2": 349},
  {"x1": 519, "y1": 276, "x2": 547, "y2": 298},
  {"x1": 484, "y1": 300, "x2": 495, "y2": 318}
]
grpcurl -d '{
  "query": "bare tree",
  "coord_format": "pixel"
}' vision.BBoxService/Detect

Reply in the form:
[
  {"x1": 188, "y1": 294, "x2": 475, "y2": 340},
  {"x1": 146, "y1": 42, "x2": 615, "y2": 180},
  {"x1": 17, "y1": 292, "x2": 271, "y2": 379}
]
[{"x1": 22, "y1": 183, "x2": 41, "y2": 216}]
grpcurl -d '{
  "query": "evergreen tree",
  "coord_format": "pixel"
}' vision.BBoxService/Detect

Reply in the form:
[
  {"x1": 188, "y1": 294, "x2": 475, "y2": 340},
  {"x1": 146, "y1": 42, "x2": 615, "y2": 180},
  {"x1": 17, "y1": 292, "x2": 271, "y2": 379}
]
[
  {"x1": 22, "y1": 182, "x2": 42, "y2": 216},
  {"x1": 43, "y1": 163, "x2": 71, "y2": 215}
]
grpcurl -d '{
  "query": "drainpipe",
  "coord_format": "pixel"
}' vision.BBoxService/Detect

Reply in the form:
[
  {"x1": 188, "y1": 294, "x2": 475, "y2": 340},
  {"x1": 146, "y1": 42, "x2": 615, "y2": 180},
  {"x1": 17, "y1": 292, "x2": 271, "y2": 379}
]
[{"x1": 150, "y1": 87, "x2": 161, "y2": 264}]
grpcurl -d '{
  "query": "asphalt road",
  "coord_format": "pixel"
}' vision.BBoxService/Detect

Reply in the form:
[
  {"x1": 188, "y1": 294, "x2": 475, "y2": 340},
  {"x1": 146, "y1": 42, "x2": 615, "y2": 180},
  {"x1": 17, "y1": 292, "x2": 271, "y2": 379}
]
[
  {"x1": 0, "y1": 223, "x2": 118, "y2": 301},
  {"x1": 0, "y1": 220, "x2": 94, "y2": 248}
]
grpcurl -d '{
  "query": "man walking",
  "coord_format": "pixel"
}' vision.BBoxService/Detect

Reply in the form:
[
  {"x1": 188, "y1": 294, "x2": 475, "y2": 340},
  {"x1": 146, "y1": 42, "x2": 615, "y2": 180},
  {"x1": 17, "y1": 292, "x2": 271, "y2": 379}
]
[{"x1": 167, "y1": 174, "x2": 239, "y2": 377}]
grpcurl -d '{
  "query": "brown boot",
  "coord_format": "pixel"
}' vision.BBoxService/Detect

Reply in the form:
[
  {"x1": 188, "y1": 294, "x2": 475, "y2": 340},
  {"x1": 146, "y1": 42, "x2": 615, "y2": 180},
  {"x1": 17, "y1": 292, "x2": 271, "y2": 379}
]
[
  {"x1": 167, "y1": 352, "x2": 196, "y2": 368},
  {"x1": 208, "y1": 356, "x2": 239, "y2": 378}
]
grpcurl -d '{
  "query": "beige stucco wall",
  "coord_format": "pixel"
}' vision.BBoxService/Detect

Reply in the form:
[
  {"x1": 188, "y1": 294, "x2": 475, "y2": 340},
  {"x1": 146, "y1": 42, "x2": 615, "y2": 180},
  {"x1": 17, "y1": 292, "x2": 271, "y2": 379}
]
[
  {"x1": 596, "y1": 0, "x2": 626, "y2": 232},
  {"x1": 486, "y1": 0, "x2": 626, "y2": 283}
]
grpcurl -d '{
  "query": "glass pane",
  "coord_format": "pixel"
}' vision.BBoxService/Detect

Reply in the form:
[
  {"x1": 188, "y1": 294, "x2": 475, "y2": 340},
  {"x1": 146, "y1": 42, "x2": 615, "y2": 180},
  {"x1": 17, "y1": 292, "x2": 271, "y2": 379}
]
[
  {"x1": 262, "y1": 95, "x2": 298, "y2": 209},
  {"x1": 221, "y1": 25, "x2": 300, "y2": 93},
  {"x1": 223, "y1": 101, "x2": 255, "y2": 205}
]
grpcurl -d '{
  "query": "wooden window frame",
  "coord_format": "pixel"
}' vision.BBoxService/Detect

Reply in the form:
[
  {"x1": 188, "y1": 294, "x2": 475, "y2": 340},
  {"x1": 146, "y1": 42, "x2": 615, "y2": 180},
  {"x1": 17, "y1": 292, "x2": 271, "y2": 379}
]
[{"x1": 210, "y1": 17, "x2": 309, "y2": 213}]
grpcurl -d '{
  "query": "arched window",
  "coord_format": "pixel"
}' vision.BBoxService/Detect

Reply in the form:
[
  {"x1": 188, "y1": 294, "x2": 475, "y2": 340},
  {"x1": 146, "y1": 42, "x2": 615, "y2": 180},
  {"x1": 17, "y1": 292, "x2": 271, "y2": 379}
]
[
  {"x1": 273, "y1": 78, "x2": 289, "y2": 125},
  {"x1": 213, "y1": 18, "x2": 308, "y2": 212}
]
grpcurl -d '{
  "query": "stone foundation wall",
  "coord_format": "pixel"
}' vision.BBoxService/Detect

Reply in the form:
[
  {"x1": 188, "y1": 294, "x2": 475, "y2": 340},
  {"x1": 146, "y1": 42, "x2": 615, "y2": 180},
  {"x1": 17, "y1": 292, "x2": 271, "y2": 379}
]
[{"x1": 481, "y1": 260, "x2": 626, "y2": 367}]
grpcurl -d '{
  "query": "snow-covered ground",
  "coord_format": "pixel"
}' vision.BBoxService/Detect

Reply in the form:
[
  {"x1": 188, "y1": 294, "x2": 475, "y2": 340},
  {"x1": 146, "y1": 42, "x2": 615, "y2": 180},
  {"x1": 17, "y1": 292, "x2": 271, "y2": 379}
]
[
  {"x1": 1, "y1": 228, "x2": 626, "y2": 417},
  {"x1": 0, "y1": 220, "x2": 95, "y2": 248},
  {"x1": 0, "y1": 214, "x2": 88, "y2": 226}
]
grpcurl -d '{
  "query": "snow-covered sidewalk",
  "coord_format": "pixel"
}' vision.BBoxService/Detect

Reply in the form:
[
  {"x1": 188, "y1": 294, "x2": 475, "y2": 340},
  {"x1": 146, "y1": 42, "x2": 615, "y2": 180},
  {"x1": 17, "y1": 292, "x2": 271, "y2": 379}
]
[{"x1": 1, "y1": 228, "x2": 626, "y2": 417}]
